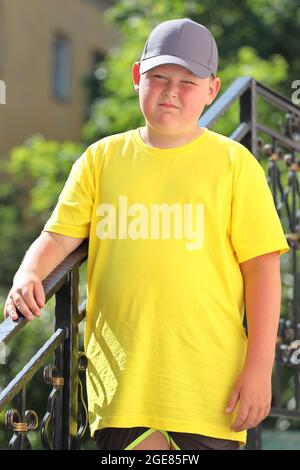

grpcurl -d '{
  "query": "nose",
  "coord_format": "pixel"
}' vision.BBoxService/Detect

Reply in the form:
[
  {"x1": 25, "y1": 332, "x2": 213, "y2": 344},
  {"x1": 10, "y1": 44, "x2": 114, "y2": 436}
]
[{"x1": 163, "y1": 79, "x2": 178, "y2": 98}]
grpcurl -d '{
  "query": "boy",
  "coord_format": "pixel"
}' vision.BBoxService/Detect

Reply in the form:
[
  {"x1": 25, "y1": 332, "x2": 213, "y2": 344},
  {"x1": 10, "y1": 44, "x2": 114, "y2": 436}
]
[{"x1": 4, "y1": 19, "x2": 289, "y2": 450}]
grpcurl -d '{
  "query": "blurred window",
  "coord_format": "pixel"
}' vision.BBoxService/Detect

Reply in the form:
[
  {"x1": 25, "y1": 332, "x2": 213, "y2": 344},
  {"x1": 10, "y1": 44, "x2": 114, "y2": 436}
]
[{"x1": 52, "y1": 33, "x2": 70, "y2": 101}]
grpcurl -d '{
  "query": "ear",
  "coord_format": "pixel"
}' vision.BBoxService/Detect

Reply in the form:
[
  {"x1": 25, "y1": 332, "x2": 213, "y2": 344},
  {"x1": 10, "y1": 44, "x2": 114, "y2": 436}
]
[
  {"x1": 205, "y1": 77, "x2": 221, "y2": 105},
  {"x1": 132, "y1": 62, "x2": 141, "y2": 93}
]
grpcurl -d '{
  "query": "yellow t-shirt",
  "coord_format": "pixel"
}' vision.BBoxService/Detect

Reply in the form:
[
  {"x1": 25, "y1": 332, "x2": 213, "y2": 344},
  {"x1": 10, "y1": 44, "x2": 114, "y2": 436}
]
[{"x1": 43, "y1": 127, "x2": 289, "y2": 447}]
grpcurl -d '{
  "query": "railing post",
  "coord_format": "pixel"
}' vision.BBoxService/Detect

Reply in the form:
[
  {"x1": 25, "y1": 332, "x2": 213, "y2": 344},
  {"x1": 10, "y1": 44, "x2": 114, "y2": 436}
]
[
  {"x1": 246, "y1": 425, "x2": 262, "y2": 450},
  {"x1": 54, "y1": 267, "x2": 80, "y2": 449},
  {"x1": 51, "y1": 345, "x2": 64, "y2": 450},
  {"x1": 240, "y1": 78, "x2": 262, "y2": 450},
  {"x1": 240, "y1": 78, "x2": 258, "y2": 157}
]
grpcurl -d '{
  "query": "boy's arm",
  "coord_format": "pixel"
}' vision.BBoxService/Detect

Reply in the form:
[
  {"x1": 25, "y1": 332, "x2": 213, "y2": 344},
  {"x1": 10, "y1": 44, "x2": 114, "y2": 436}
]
[
  {"x1": 225, "y1": 250, "x2": 281, "y2": 432},
  {"x1": 3, "y1": 231, "x2": 84, "y2": 322},
  {"x1": 240, "y1": 250, "x2": 281, "y2": 370}
]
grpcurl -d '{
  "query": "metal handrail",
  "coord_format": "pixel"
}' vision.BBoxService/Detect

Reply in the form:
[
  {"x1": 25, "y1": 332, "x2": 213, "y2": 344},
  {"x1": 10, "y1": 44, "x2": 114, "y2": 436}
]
[
  {"x1": 0, "y1": 240, "x2": 88, "y2": 450},
  {"x1": 0, "y1": 240, "x2": 88, "y2": 346},
  {"x1": 199, "y1": 76, "x2": 253, "y2": 128}
]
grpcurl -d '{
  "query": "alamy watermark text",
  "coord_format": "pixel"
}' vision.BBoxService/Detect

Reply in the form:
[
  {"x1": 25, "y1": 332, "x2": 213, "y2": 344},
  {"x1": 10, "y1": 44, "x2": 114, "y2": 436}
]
[
  {"x1": 291, "y1": 80, "x2": 300, "y2": 105},
  {"x1": 96, "y1": 196, "x2": 205, "y2": 250}
]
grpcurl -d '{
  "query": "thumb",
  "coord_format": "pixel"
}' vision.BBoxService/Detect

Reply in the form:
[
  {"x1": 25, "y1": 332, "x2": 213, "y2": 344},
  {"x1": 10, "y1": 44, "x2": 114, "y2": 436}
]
[
  {"x1": 225, "y1": 387, "x2": 241, "y2": 413},
  {"x1": 34, "y1": 281, "x2": 45, "y2": 308}
]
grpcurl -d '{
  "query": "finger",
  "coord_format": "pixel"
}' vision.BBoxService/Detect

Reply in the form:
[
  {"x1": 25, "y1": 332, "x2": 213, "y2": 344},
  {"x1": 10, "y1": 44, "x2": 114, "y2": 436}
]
[
  {"x1": 226, "y1": 388, "x2": 240, "y2": 414},
  {"x1": 264, "y1": 404, "x2": 271, "y2": 420},
  {"x1": 11, "y1": 293, "x2": 35, "y2": 321},
  {"x1": 231, "y1": 404, "x2": 251, "y2": 432},
  {"x1": 4, "y1": 298, "x2": 19, "y2": 321},
  {"x1": 21, "y1": 286, "x2": 42, "y2": 317},
  {"x1": 33, "y1": 282, "x2": 45, "y2": 309},
  {"x1": 251, "y1": 406, "x2": 267, "y2": 429},
  {"x1": 4, "y1": 298, "x2": 10, "y2": 318},
  {"x1": 234, "y1": 406, "x2": 258, "y2": 432}
]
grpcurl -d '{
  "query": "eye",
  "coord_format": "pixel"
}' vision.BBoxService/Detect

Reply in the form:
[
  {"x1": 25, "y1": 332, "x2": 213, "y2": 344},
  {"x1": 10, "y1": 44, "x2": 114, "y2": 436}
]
[
  {"x1": 181, "y1": 80, "x2": 196, "y2": 85},
  {"x1": 152, "y1": 74, "x2": 167, "y2": 79}
]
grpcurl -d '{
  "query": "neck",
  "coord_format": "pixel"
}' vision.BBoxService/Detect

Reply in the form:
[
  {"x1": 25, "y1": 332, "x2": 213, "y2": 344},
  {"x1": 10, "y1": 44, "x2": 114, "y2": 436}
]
[{"x1": 140, "y1": 125, "x2": 204, "y2": 149}]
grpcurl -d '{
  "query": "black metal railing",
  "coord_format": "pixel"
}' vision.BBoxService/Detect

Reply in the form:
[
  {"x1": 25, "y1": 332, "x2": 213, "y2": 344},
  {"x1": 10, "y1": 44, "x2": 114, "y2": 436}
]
[
  {"x1": 202, "y1": 76, "x2": 300, "y2": 449},
  {"x1": 0, "y1": 241, "x2": 88, "y2": 449},
  {"x1": 0, "y1": 76, "x2": 299, "y2": 450}
]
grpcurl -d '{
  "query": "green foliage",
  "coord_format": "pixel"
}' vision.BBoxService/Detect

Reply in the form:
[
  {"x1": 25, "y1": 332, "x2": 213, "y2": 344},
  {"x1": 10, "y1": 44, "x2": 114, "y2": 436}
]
[
  {"x1": 82, "y1": 0, "x2": 186, "y2": 142},
  {"x1": 82, "y1": 0, "x2": 293, "y2": 144},
  {"x1": 8, "y1": 136, "x2": 84, "y2": 216},
  {"x1": 0, "y1": 136, "x2": 83, "y2": 292}
]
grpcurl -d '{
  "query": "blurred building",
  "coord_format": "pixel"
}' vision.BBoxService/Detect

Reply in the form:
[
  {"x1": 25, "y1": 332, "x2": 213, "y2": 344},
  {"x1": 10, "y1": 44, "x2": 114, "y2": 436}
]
[{"x1": 0, "y1": 0, "x2": 120, "y2": 155}]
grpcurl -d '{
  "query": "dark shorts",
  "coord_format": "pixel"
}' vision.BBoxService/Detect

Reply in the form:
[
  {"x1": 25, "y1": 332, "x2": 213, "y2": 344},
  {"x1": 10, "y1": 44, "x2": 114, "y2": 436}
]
[{"x1": 94, "y1": 427, "x2": 240, "y2": 450}]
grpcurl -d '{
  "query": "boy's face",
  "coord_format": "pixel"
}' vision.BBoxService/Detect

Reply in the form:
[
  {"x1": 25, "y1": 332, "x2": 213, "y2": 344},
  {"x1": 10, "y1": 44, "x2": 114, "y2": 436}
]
[{"x1": 132, "y1": 62, "x2": 220, "y2": 137}]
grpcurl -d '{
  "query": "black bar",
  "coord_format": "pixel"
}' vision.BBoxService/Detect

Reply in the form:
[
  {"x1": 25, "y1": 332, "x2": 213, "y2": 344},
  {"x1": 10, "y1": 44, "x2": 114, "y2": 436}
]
[
  {"x1": 257, "y1": 122, "x2": 300, "y2": 152},
  {"x1": 257, "y1": 82, "x2": 300, "y2": 117},
  {"x1": 0, "y1": 328, "x2": 66, "y2": 410},
  {"x1": 269, "y1": 407, "x2": 300, "y2": 420},
  {"x1": 230, "y1": 122, "x2": 251, "y2": 142},
  {"x1": 0, "y1": 241, "x2": 88, "y2": 346},
  {"x1": 199, "y1": 77, "x2": 253, "y2": 128},
  {"x1": 54, "y1": 267, "x2": 80, "y2": 449},
  {"x1": 245, "y1": 426, "x2": 262, "y2": 450},
  {"x1": 78, "y1": 300, "x2": 87, "y2": 324},
  {"x1": 53, "y1": 344, "x2": 64, "y2": 450},
  {"x1": 239, "y1": 79, "x2": 257, "y2": 156}
]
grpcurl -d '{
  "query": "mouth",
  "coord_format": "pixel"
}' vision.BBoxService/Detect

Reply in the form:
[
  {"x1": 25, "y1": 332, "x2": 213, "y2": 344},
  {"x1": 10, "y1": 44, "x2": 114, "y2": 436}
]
[{"x1": 159, "y1": 103, "x2": 179, "y2": 109}]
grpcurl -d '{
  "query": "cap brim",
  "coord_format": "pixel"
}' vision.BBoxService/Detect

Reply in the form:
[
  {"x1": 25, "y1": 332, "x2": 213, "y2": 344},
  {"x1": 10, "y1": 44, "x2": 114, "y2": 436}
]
[{"x1": 139, "y1": 55, "x2": 213, "y2": 78}]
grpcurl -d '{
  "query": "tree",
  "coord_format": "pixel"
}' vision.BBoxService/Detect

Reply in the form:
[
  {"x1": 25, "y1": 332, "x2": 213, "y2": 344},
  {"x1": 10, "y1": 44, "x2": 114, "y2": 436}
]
[
  {"x1": 82, "y1": 0, "x2": 293, "y2": 144},
  {"x1": 0, "y1": 136, "x2": 83, "y2": 294}
]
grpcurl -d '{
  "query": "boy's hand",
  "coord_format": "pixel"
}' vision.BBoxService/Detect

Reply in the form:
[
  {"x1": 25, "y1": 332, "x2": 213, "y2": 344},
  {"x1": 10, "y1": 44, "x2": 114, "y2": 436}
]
[
  {"x1": 3, "y1": 273, "x2": 45, "y2": 322},
  {"x1": 225, "y1": 365, "x2": 272, "y2": 432}
]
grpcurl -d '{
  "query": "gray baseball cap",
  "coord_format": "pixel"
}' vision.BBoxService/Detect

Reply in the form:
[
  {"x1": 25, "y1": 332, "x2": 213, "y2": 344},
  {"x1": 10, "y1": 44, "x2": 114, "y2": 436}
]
[{"x1": 139, "y1": 18, "x2": 218, "y2": 78}]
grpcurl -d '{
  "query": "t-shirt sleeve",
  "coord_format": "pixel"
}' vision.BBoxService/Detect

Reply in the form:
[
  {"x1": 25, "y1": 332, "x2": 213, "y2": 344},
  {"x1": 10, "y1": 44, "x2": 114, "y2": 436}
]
[
  {"x1": 43, "y1": 146, "x2": 95, "y2": 238},
  {"x1": 231, "y1": 146, "x2": 289, "y2": 263}
]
